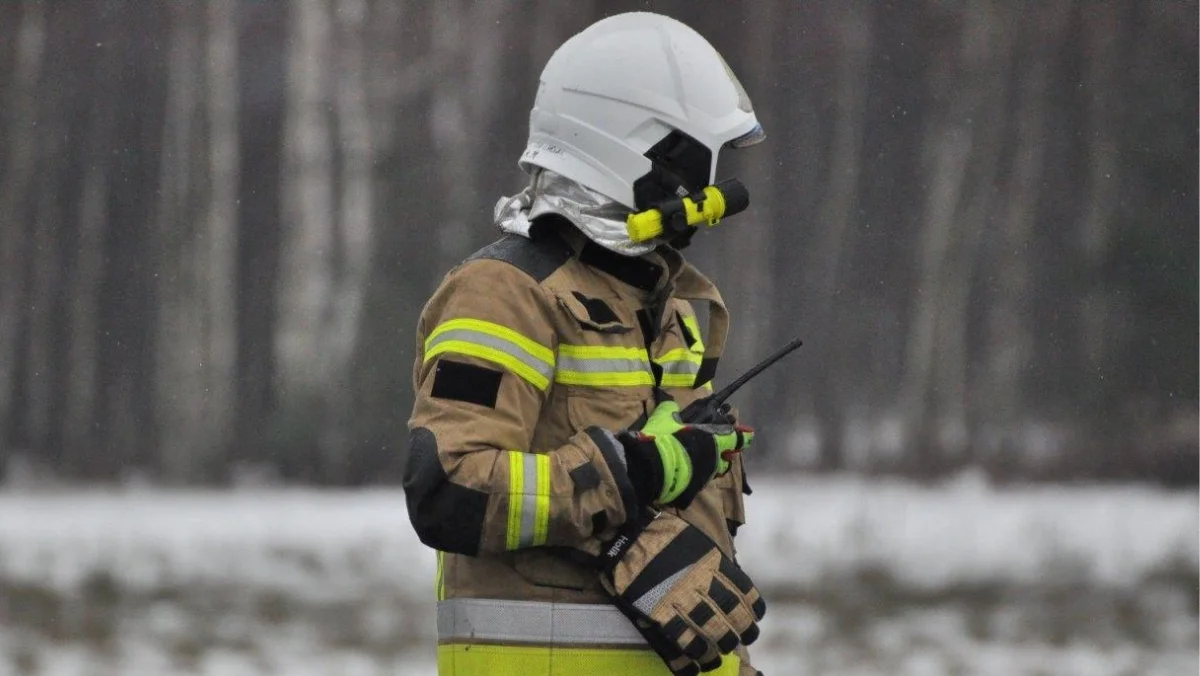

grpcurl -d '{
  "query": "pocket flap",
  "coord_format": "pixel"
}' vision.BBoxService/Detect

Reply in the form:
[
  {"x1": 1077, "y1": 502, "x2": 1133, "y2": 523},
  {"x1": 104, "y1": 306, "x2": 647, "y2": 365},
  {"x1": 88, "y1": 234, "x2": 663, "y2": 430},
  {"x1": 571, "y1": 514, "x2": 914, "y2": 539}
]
[{"x1": 557, "y1": 291, "x2": 633, "y2": 334}]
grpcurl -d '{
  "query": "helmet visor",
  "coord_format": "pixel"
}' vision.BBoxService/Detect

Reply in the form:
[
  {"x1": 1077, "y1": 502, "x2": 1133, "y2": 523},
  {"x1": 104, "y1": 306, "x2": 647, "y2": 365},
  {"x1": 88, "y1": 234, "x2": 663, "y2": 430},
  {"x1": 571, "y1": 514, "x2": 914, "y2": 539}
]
[{"x1": 725, "y1": 122, "x2": 766, "y2": 149}]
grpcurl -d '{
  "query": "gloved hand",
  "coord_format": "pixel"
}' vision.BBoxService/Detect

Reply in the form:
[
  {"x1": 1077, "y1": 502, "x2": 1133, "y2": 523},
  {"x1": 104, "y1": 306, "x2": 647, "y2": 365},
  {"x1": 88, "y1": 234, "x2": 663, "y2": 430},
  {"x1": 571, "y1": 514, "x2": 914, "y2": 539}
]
[
  {"x1": 619, "y1": 400, "x2": 753, "y2": 509},
  {"x1": 599, "y1": 510, "x2": 766, "y2": 675}
]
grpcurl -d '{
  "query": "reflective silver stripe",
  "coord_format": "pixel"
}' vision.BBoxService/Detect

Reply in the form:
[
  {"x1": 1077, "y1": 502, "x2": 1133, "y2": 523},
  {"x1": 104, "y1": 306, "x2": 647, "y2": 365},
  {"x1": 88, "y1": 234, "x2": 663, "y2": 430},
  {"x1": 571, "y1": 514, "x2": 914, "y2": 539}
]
[
  {"x1": 437, "y1": 598, "x2": 647, "y2": 646},
  {"x1": 657, "y1": 359, "x2": 700, "y2": 376},
  {"x1": 556, "y1": 355, "x2": 650, "y2": 373},
  {"x1": 426, "y1": 328, "x2": 555, "y2": 383},
  {"x1": 519, "y1": 456, "x2": 538, "y2": 548}
]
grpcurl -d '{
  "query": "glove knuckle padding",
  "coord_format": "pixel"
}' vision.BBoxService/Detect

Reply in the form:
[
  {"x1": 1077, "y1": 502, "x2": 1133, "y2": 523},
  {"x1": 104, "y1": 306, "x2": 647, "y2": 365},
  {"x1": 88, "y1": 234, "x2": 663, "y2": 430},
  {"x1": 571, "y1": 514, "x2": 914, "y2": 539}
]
[{"x1": 602, "y1": 512, "x2": 764, "y2": 672}]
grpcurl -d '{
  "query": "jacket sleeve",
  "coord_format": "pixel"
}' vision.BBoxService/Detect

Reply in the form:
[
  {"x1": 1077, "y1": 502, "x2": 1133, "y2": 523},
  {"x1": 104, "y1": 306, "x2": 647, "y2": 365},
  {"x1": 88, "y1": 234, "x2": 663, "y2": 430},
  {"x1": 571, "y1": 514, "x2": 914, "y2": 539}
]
[{"x1": 404, "y1": 259, "x2": 638, "y2": 556}]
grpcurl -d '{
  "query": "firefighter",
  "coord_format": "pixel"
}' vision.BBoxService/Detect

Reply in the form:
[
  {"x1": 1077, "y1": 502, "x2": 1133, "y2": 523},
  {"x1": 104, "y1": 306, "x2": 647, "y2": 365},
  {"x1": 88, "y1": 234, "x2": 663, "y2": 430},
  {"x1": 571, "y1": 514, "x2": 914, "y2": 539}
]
[{"x1": 405, "y1": 12, "x2": 768, "y2": 676}]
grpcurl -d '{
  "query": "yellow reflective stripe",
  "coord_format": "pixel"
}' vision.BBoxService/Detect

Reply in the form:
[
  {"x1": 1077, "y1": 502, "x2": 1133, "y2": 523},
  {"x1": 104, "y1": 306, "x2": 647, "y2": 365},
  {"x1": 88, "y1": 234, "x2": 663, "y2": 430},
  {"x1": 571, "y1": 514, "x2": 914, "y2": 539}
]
[
  {"x1": 556, "y1": 343, "x2": 654, "y2": 387},
  {"x1": 428, "y1": 318, "x2": 555, "y2": 364},
  {"x1": 533, "y1": 454, "x2": 550, "y2": 546},
  {"x1": 506, "y1": 452, "x2": 524, "y2": 551},
  {"x1": 660, "y1": 373, "x2": 697, "y2": 388},
  {"x1": 681, "y1": 314, "x2": 705, "y2": 353},
  {"x1": 425, "y1": 318, "x2": 555, "y2": 390},
  {"x1": 437, "y1": 644, "x2": 742, "y2": 675},
  {"x1": 558, "y1": 344, "x2": 647, "y2": 360},
  {"x1": 656, "y1": 347, "x2": 702, "y2": 389},
  {"x1": 506, "y1": 451, "x2": 551, "y2": 550},
  {"x1": 555, "y1": 370, "x2": 656, "y2": 387},
  {"x1": 656, "y1": 347, "x2": 702, "y2": 364},
  {"x1": 435, "y1": 550, "x2": 445, "y2": 601}
]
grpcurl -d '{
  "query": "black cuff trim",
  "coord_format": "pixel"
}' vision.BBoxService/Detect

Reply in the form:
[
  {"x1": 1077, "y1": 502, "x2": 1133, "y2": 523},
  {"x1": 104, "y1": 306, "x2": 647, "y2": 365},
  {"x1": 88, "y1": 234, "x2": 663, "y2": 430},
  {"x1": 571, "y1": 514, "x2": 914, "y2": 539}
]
[
  {"x1": 585, "y1": 427, "x2": 640, "y2": 525},
  {"x1": 617, "y1": 433, "x2": 663, "y2": 507},
  {"x1": 670, "y1": 428, "x2": 718, "y2": 509}
]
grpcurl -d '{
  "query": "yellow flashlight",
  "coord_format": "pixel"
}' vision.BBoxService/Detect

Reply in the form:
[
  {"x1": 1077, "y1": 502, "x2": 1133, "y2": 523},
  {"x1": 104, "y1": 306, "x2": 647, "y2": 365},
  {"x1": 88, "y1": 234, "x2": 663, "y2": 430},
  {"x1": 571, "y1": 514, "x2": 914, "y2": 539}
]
[{"x1": 626, "y1": 179, "x2": 750, "y2": 243}]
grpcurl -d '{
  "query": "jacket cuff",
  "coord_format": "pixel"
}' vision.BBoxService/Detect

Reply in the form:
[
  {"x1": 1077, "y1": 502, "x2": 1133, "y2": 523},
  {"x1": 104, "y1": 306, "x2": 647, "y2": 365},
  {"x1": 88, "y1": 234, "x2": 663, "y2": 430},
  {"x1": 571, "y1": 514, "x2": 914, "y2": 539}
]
[{"x1": 584, "y1": 426, "x2": 641, "y2": 527}]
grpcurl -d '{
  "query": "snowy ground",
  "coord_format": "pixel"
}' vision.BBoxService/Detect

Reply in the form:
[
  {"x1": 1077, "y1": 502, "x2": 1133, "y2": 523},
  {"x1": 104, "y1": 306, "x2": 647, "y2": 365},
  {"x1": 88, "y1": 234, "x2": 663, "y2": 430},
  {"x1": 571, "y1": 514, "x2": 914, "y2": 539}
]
[{"x1": 0, "y1": 475, "x2": 1195, "y2": 675}]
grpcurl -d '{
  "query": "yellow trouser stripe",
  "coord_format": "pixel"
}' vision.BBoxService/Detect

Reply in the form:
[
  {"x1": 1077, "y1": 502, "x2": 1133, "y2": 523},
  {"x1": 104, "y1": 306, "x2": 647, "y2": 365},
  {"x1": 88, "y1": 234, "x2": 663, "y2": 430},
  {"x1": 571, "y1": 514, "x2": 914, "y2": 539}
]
[{"x1": 437, "y1": 644, "x2": 741, "y2": 676}]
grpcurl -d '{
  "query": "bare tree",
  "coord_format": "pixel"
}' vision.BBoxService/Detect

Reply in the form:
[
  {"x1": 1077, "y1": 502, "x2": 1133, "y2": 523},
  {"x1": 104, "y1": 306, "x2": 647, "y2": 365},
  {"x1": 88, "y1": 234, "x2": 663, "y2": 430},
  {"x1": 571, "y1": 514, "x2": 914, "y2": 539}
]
[
  {"x1": 0, "y1": 0, "x2": 44, "y2": 469},
  {"x1": 807, "y1": 2, "x2": 873, "y2": 471},
  {"x1": 979, "y1": 2, "x2": 1068, "y2": 466},
  {"x1": 201, "y1": 0, "x2": 241, "y2": 478},
  {"x1": 277, "y1": 0, "x2": 335, "y2": 468},
  {"x1": 899, "y1": 0, "x2": 1011, "y2": 470}
]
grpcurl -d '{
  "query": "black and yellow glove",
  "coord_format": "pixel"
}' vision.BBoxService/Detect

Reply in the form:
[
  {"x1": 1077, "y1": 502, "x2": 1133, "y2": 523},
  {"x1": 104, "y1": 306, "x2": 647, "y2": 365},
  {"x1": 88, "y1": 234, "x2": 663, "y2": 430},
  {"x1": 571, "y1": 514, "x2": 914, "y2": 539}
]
[
  {"x1": 619, "y1": 400, "x2": 753, "y2": 510},
  {"x1": 599, "y1": 510, "x2": 766, "y2": 675}
]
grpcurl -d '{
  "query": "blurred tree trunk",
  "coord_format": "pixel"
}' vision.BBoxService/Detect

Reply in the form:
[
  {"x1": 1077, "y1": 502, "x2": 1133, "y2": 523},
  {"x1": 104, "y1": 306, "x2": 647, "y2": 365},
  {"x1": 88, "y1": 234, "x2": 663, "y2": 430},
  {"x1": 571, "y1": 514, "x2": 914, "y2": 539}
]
[
  {"x1": 234, "y1": 2, "x2": 288, "y2": 474},
  {"x1": 25, "y1": 77, "x2": 66, "y2": 464},
  {"x1": 430, "y1": 0, "x2": 475, "y2": 278},
  {"x1": 323, "y1": 0, "x2": 374, "y2": 482},
  {"x1": 277, "y1": 0, "x2": 335, "y2": 480},
  {"x1": 0, "y1": 0, "x2": 44, "y2": 472},
  {"x1": 1078, "y1": 3, "x2": 1121, "y2": 379},
  {"x1": 979, "y1": 2, "x2": 1067, "y2": 465},
  {"x1": 935, "y1": 6, "x2": 1018, "y2": 466},
  {"x1": 808, "y1": 3, "x2": 872, "y2": 471},
  {"x1": 200, "y1": 0, "x2": 240, "y2": 479},
  {"x1": 900, "y1": 0, "x2": 1006, "y2": 472},
  {"x1": 155, "y1": 0, "x2": 239, "y2": 483},
  {"x1": 64, "y1": 13, "x2": 119, "y2": 473},
  {"x1": 155, "y1": 1, "x2": 206, "y2": 480},
  {"x1": 722, "y1": 0, "x2": 777, "y2": 419}
]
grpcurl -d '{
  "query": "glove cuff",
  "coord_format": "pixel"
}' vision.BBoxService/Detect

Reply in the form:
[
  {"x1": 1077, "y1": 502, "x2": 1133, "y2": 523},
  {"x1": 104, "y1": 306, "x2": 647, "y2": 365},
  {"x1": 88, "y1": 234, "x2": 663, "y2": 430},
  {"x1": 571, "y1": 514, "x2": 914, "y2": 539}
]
[
  {"x1": 668, "y1": 427, "x2": 718, "y2": 510},
  {"x1": 615, "y1": 431, "x2": 665, "y2": 508},
  {"x1": 584, "y1": 427, "x2": 642, "y2": 527}
]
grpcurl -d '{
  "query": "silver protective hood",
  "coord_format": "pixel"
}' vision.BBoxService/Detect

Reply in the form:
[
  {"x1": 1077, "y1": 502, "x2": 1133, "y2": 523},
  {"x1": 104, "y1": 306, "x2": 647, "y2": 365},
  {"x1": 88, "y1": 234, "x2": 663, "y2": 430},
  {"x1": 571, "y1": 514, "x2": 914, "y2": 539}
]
[{"x1": 493, "y1": 169, "x2": 658, "y2": 257}]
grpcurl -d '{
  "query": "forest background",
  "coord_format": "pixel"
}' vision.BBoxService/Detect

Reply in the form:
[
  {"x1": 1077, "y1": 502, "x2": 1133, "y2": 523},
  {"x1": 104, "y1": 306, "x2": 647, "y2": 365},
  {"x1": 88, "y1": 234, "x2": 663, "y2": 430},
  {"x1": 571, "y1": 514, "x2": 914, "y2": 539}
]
[{"x1": 0, "y1": 0, "x2": 1195, "y2": 487}]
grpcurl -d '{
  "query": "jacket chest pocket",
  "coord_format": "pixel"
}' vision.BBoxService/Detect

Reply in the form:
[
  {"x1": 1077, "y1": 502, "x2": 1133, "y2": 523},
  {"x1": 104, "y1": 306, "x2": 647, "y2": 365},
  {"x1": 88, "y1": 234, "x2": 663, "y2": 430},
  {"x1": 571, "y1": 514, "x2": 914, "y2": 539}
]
[{"x1": 555, "y1": 290, "x2": 655, "y2": 432}]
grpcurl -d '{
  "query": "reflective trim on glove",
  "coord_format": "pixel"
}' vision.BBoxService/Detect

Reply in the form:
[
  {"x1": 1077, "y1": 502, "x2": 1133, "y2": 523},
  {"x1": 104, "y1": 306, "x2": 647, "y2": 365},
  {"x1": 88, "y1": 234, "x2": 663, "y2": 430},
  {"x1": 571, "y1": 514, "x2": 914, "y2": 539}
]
[
  {"x1": 618, "y1": 400, "x2": 754, "y2": 509},
  {"x1": 600, "y1": 511, "x2": 766, "y2": 674}
]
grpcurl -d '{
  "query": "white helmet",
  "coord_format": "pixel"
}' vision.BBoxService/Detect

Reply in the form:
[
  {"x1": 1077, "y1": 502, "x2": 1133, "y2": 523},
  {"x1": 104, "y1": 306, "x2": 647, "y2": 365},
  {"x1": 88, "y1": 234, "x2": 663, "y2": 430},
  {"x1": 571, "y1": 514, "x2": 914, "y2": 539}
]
[{"x1": 519, "y1": 12, "x2": 764, "y2": 212}]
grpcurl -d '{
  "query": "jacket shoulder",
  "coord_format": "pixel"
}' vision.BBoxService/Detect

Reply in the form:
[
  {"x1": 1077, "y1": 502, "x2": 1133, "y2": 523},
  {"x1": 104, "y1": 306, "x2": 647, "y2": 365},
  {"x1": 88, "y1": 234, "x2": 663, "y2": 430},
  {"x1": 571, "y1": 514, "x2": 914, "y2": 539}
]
[{"x1": 465, "y1": 233, "x2": 572, "y2": 284}]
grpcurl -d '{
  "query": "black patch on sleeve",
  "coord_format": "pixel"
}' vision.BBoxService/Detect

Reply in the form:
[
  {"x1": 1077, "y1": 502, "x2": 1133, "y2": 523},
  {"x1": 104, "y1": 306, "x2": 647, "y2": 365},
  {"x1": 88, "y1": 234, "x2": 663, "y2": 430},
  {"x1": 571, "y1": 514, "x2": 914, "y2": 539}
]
[
  {"x1": 569, "y1": 462, "x2": 602, "y2": 493},
  {"x1": 571, "y1": 291, "x2": 620, "y2": 324},
  {"x1": 430, "y1": 359, "x2": 502, "y2": 408},
  {"x1": 402, "y1": 427, "x2": 488, "y2": 555}
]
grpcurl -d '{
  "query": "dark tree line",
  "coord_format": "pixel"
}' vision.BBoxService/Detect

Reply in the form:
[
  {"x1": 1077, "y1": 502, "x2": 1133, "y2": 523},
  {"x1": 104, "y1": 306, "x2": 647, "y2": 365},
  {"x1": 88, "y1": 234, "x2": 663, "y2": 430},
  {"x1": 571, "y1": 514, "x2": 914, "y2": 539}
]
[{"x1": 0, "y1": 0, "x2": 1195, "y2": 485}]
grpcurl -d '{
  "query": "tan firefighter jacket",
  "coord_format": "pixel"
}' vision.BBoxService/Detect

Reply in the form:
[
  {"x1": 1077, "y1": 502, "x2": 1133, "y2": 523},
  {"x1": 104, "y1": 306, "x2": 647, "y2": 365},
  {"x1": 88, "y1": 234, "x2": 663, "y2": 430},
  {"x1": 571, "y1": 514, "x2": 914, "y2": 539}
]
[{"x1": 405, "y1": 220, "x2": 752, "y2": 673}]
